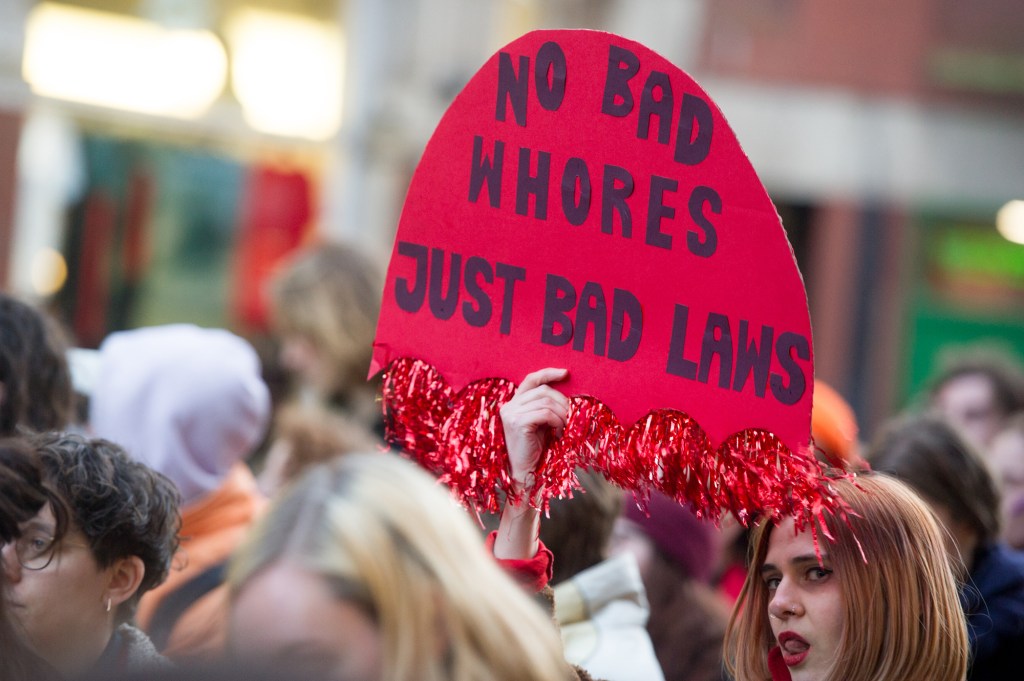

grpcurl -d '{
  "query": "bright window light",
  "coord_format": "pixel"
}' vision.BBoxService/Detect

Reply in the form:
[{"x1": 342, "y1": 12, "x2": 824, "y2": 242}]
[
  {"x1": 996, "y1": 200, "x2": 1024, "y2": 245},
  {"x1": 30, "y1": 247, "x2": 68, "y2": 296},
  {"x1": 23, "y1": 3, "x2": 227, "y2": 119},
  {"x1": 227, "y1": 8, "x2": 344, "y2": 141}
]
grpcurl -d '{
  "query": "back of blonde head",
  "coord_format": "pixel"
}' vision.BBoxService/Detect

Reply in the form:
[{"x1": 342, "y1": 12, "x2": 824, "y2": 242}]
[
  {"x1": 230, "y1": 453, "x2": 571, "y2": 681},
  {"x1": 725, "y1": 474, "x2": 968, "y2": 681}
]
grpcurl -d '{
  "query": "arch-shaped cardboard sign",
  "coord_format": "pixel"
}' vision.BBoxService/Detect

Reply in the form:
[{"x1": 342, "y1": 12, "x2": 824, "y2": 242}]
[{"x1": 372, "y1": 30, "x2": 823, "y2": 519}]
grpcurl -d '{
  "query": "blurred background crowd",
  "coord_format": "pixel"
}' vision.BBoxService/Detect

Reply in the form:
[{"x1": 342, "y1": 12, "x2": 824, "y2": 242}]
[
  {"x1": 0, "y1": 0, "x2": 1020, "y2": 439},
  {"x1": 0, "y1": 1, "x2": 1023, "y2": 680}
]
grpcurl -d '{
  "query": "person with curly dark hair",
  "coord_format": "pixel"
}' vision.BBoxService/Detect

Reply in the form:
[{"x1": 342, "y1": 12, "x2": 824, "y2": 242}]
[
  {"x1": 0, "y1": 294, "x2": 74, "y2": 436},
  {"x1": 2, "y1": 432, "x2": 181, "y2": 677},
  {"x1": 0, "y1": 439, "x2": 50, "y2": 540},
  {"x1": 0, "y1": 438, "x2": 59, "y2": 681}
]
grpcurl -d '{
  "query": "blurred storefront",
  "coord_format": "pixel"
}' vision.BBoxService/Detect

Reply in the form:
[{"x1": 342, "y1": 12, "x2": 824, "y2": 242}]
[
  {"x1": 692, "y1": 0, "x2": 1024, "y2": 434},
  {"x1": 2, "y1": 0, "x2": 345, "y2": 344},
  {"x1": 0, "y1": 0, "x2": 1021, "y2": 437}
]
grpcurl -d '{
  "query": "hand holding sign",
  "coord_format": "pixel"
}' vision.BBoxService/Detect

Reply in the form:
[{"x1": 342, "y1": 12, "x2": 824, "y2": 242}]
[
  {"x1": 500, "y1": 368, "x2": 570, "y2": 494},
  {"x1": 372, "y1": 30, "x2": 841, "y2": 526}
]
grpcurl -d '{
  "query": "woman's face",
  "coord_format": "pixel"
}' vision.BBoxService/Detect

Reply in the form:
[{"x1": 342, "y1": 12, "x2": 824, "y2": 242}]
[
  {"x1": 230, "y1": 561, "x2": 383, "y2": 681},
  {"x1": 990, "y1": 430, "x2": 1024, "y2": 549},
  {"x1": 933, "y1": 373, "x2": 1002, "y2": 450},
  {"x1": 761, "y1": 517, "x2": 843, "y2": 681},
  {"x1": 2, "y1": 504, "x2": 115, "y2": 675}
]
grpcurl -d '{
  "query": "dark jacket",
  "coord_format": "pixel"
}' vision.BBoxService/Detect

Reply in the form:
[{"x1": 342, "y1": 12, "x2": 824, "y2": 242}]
[{"x1": 962, "y1": 543, "x2": 1024, "y2": 681}]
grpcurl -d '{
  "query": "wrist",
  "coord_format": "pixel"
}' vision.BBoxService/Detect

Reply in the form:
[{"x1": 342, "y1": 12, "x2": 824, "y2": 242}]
[
  {"x1": 510, "y1": 471, "x2": 534, "y2": 493},
  {"x1": 494, "y1": 501, "x2": 541, "y2": 560},
  {"x1": 508, "y1": 475, "x2": 543, "y2": 511}
]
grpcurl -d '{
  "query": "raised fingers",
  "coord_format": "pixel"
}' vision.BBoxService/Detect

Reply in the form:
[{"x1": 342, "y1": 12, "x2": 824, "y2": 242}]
[{"x1": 516, "y1": 367, "x2": 569, "y2": 394}]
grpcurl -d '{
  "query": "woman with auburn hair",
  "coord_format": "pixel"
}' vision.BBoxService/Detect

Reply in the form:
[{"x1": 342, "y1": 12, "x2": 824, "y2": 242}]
[
  {"x1": 724, "y1": 474, "x2": 968, "y2": 681},
  {"x1": 227, "y1": 452, "x2": 574, "y2": 681}
]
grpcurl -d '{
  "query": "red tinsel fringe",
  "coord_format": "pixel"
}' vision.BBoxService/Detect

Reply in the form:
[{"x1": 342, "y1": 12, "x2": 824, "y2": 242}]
[
  {"x1": 545, "y1": 397, "x2": 621, "y2": 498},
  {"x1": 436, "y1": 378, "x2": 516, "y2": 515},
  {"x1": 381, "y1": 357, "x2": 453, "y2": 474},
  {"x1": 633, "y1": 410, "x2": 718, "y2": 521},
  {"x1": 381, "y1": 357, "x2": 847, "y2": 527}
]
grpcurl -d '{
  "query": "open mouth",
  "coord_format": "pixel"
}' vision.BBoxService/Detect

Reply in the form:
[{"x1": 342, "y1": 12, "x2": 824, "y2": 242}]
[{"x1": 778, "y1": 631, "x2": 810, "y2": 667}]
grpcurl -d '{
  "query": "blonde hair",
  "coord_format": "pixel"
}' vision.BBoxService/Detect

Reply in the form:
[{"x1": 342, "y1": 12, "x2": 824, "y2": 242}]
[
  {"x1": 229, "y1": 453, "x2": 572, "y2": 681},
  {"x1": 269, "y1": 241, "x2": 382, "y2": 402},
  {"x1": 724, "y1": 474, "x2": 968, "y2": 681}
]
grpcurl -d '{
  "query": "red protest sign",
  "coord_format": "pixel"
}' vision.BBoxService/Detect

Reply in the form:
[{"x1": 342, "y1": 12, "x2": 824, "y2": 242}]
[{"x1": 372, "y1": 30, "x2": 823, "y2": 519}]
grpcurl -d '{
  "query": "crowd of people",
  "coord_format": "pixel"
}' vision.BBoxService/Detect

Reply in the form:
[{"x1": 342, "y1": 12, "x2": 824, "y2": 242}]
[{"x1": 0, "y1": 240, "x2": 1023, "y2": 681}]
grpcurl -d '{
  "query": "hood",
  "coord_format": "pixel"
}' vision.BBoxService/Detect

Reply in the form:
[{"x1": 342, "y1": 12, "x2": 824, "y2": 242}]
[{"x1": 90, "y1": 324, "x2": 270, "y2": 505}]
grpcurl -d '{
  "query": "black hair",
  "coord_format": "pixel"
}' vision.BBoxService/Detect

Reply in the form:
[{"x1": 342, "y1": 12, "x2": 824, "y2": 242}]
[
  {"x1": 0, "y1": 294, "x2": 73, "y2": 435},
  {"x1": 0, "y1": 437, "x2": 61, "y2": 681}
]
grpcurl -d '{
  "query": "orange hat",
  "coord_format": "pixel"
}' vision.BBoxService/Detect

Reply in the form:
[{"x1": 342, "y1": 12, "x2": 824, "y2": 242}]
[{"x1": 812, "y1": 378, "x2": 861, "y2": 468}]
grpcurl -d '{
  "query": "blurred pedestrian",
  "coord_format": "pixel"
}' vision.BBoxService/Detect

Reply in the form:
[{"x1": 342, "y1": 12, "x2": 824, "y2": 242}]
[
  {"x1": 157, "y1": 401, "x2": 385, "y2": 662},
  {"x1": 539, "y1": 471, "x2": 665, "y2": 681},
  {"x1": 929, "y1": 347, "x2": 1024, "y2": 451},
  {"x1": 990, "y1": 414, "x2": 1024, "y2": 551},
  {"x1": 0, "y1": 438, "x2": 58, "y2": 681},
  {"x1": 0, "y1": 293, "x2": 74, "y2": 436},
  {"x1": 256, "y1": 402, "x2": 382, "y2": 497},
  {"x1": 811, "y1": 378, "x2": 862, "y2": 469},
  {"x1": 227, "y1": 453, "x2": 576, "y2": 681},
  {"x1": 268, "y1": 241, "x2": 383, "y2": 434},
  {"x1": 869, "y1": 414, "x2": 1024, "y2": 680},
  {"x1": 610, "y1": 493, "x2": 729, "y2": 681}
]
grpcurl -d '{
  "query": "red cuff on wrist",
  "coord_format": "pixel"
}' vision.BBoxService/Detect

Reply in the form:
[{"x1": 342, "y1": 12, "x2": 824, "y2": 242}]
[{"x1": 486, "y1": 531, "x2": 554, "y2": 592}]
